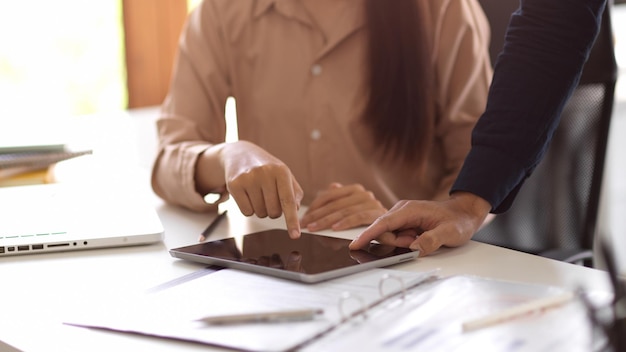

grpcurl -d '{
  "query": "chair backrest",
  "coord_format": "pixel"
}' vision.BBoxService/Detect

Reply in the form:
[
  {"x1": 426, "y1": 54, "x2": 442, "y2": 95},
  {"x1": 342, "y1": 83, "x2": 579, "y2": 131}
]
[{"x1": 473, "y1": 0, "x2": 617, "y2": 264}]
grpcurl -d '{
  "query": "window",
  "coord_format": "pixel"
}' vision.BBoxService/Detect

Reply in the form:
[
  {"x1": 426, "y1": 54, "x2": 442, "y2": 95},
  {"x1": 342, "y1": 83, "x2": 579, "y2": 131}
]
[
  {"x1": 0, "y1": 0, "x2": 237, "y2": 144},
  {"x1": 0, "y1": 0, "x2": 199, "y2": 124},
  {"x1": 0, "y1": 1, "x2": 126, "y2": 122}
]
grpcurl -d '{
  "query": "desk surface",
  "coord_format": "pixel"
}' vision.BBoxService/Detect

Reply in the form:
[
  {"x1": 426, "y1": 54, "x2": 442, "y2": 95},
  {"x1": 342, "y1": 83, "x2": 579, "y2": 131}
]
[{"x1": 0, "y1": 108, "x2": 614, "y2": 352}]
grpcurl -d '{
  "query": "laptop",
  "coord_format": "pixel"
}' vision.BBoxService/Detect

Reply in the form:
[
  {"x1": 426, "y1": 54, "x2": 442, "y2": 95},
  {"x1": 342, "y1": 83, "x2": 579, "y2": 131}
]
[{"x1": 0, "y1": 183, "x2": 164, "y2": 256}]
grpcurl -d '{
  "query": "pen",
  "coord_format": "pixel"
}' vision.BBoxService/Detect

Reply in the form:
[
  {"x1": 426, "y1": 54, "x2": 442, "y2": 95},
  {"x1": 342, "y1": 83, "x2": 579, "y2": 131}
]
[
  {"x1": 462, "y1": 291, "x2": 574, "y2": 332},
  {"x1": 197, "y1": 308, "x2": 324, "y2": 325},
  {"x1": 198, "y1": 210, "x2": 228, "y2": 242}
]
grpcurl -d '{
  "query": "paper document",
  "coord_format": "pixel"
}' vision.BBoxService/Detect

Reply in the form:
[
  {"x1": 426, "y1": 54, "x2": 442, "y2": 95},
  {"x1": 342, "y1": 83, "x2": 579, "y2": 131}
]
[
  {"x1": 303, "y1": 275, "x2": 595, "y2": 352},
  {"x1": 65, "y1": 268, "x2": 436, "y2": 352},
  {"x1": 64, "y1": 268, "x2": 599, "y2": 352}
]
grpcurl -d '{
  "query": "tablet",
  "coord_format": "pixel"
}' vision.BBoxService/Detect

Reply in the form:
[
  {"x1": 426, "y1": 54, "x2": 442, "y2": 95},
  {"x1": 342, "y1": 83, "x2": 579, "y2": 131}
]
[{"x1": 169, "y1": 229, "x2": 419, "y2": 283}]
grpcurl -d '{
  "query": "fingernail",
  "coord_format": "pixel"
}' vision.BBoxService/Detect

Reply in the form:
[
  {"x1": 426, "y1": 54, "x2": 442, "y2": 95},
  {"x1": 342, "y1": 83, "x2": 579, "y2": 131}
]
[
  {"x1": 307, "y1": 222, "x2": 317, "y2": 231},
  {"x1": 290, "y1": 229, "x2": 300, "y2": 239},
  {"x1": 198, "y1": 235, "x2": 206, "y2": 242},
  {"x1": 409, "y1": 243, "x2": 420, "y2": 252}
]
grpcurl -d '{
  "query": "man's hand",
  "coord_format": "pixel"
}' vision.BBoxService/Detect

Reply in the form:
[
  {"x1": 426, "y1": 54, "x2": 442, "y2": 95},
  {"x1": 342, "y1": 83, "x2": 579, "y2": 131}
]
[
  {"x1": 349, "y1": 192, "x2": 492, "y2": 256},
  {"x1": 300, "y1": 183, "x2": 387, "y2": 232}
]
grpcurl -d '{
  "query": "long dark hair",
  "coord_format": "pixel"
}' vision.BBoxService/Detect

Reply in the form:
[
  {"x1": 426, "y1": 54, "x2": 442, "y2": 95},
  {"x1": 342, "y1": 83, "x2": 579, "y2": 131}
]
[{"x1": 363, "y1": 0, "x2": 435, "y2": 167}]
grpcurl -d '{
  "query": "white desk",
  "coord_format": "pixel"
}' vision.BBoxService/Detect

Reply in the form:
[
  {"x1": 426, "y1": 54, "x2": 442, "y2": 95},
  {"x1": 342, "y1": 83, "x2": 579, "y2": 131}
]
[{"x1": 0, "y1": 108, "x2": 614, "y2": 352}]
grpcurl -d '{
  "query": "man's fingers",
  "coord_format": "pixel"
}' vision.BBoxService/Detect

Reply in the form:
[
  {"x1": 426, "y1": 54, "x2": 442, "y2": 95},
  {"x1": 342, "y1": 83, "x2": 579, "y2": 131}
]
[
  {"x1": 352, "y1": 196, "x2": 488, "y2": 255},
  {"x1": 349, "y1": 216, "x2": 394, "y2": 249},
  {"x1": 375, "y1": 231, "x2": 415, "y2": 247},
  {"x1": 410, "y1": 224, "x2": 471, "y2": 255},
  {"x1": 349, "y1": 203, "x2": 413, "y2": 248},
  {"x1": 409, "y1": 230, "x2": 440, "y2": 255}
]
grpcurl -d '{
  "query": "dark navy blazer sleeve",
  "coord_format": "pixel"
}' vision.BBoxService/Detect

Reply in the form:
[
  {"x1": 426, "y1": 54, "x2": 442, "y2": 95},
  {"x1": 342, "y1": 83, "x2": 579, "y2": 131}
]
[{"x1": 450, "y1": 0, "x2": 607, "y2": 214}]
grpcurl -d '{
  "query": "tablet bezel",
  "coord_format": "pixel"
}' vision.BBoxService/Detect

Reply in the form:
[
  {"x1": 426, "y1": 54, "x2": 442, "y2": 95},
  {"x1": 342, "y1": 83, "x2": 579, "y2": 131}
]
[{"x1": 169, "y1": 229, "x2": 419, "y2": 283}]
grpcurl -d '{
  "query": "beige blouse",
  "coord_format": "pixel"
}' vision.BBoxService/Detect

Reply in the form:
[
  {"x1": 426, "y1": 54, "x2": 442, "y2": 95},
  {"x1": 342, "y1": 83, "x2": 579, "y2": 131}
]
[{"x1": 152, "y1": 0, "x2": 493, "y2": 212}]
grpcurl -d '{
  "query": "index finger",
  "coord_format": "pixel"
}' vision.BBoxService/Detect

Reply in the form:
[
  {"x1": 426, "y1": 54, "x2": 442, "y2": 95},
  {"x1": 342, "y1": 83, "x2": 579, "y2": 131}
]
[
  {"x1": 349, "y1": 216, "x2": 394, "y2": 249},
  {"x1": 349, "y1": 202, "x2": 417, "y2": 249},
  {"x1": 276, "y1": 172, "x2": 302, "y2": 239}
]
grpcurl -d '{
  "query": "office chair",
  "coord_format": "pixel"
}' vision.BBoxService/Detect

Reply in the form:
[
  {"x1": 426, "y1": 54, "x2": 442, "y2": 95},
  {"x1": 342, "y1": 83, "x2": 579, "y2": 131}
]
[{"x1": 473, "y1": 0, "x2": 618, "y2": 267}]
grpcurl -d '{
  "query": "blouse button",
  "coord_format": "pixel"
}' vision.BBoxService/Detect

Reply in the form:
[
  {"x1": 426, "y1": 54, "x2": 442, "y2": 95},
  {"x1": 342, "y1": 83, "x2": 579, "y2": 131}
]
[
  {"x1": 310, "y1": 129, "x2": 322, "y2": 141},
  {"x1": 311, "y1": 64, "x2": 322, "y2": 76}
]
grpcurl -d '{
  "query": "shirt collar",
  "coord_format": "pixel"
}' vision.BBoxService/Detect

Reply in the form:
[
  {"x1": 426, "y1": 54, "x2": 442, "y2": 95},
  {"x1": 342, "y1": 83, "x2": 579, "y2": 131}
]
[
  {"x1": 253, "y1": 0, "x2": 366, "y2": 61},
  {"x1": 253, "y1": 0, "x2": 312, "y2": 26},
  {"x1": 253, "y1": 0, "x2": 365, "y2": 31},
  {"x1": 253, "y1": 0, "x2": 275, "y2": 18}
]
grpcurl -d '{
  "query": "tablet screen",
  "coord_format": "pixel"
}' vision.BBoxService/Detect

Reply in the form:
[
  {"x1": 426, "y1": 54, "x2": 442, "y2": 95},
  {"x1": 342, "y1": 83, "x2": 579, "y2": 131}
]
[{"x1": 169, "y1": 229, "x2": 419, "y2": 283}]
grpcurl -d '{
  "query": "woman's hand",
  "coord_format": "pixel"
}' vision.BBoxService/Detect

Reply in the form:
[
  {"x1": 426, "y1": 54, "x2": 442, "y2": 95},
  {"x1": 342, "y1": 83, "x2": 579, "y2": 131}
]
[
  {"x1": 300, "y1": 183, "x2": 387, "y2": 232},
  {"x1": 221, "y1": 141, "x2": 304, "y2": 239}
]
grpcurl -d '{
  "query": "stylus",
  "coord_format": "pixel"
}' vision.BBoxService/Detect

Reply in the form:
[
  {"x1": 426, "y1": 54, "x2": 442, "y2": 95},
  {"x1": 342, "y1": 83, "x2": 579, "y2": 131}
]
[
  {"x1": 197, "y1": 308, "x2": 324, "y2": 325},
  {"x1": 198, "y1": 210, "x2": 228, "y2": 242}
]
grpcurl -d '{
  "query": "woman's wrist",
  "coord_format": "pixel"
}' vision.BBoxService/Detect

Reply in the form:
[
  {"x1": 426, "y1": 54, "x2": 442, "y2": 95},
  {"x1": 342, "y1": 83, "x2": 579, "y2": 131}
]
[{"x1": 194, "y1": 143, "x2": 227, "y2": 196}]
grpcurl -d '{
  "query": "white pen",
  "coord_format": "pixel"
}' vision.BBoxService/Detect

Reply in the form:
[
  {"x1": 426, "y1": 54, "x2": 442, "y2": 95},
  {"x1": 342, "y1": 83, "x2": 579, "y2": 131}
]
[
  {"x1": 462, "y1": 291, "x2": 575, "y2": 332},
  {"x1": 197, "y1": 308, "x2": 324, "y2": 325}
]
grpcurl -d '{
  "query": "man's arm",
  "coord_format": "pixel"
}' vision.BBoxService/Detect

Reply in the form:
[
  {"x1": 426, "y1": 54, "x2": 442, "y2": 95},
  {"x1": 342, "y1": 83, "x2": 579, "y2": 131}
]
[
  {"x1": 351, "y1": 0, "x2": 608, "y2": 254},
  {"x1": 452, "y1": 0, "x2": 607, "y2": 213}
]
